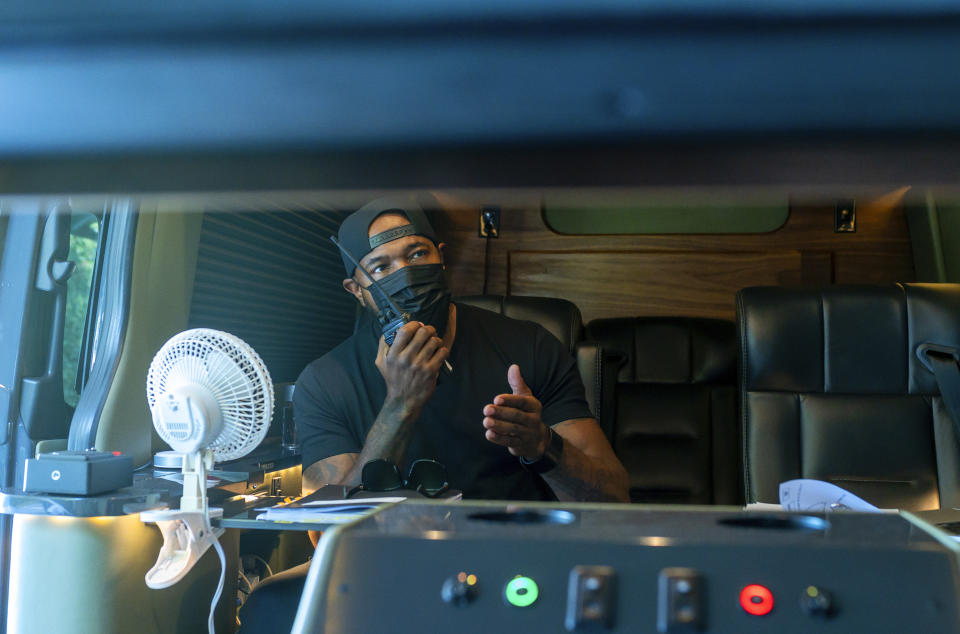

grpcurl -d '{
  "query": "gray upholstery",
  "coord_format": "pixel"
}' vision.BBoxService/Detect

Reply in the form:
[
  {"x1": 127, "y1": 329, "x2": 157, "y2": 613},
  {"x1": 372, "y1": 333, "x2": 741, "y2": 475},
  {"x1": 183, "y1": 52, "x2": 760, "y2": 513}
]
[
  {"x1": 585, "y1": 317, "x2": 740, "y2": 505},
  {"x1": 738, "y1": 283, "x2": 960, "y2": 511}
]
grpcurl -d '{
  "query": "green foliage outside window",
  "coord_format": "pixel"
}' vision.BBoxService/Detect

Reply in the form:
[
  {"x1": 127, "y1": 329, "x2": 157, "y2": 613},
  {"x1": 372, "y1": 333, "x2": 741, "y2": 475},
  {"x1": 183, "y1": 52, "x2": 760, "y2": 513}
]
[{"x1": 63, "y1": 214, "x2": 100, "y2": 407}]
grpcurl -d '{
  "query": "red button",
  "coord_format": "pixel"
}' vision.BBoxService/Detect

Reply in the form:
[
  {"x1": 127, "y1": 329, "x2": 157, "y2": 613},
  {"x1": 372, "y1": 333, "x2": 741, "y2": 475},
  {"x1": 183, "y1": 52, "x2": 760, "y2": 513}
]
[{"x1": 739, "y1": 584, "x2": 774, "y2": 616}]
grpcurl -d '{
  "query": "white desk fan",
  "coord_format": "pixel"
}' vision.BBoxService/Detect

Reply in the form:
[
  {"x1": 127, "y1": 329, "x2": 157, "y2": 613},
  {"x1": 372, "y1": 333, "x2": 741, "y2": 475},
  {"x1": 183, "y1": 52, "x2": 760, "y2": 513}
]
[{"x1": 140, "y1": 328, "x2": 273, "y2": 602}]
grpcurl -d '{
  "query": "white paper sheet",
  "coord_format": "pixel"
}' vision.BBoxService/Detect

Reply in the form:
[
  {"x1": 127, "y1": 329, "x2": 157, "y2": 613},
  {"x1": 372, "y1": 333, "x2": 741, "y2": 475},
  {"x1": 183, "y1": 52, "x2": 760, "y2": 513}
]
[
  {"x1": 778, "y1": 479, "x2": 880, "y2": 512},
  {"x1": 255, "y1": 497, "x2": 406, "y2": 523}
]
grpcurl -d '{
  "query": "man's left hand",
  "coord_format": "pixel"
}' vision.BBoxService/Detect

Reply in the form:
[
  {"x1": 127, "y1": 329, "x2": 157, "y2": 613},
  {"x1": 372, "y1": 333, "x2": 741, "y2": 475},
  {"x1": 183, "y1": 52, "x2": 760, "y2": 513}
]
[{"x1": 482, "y1": 364, "x2": 549, "y2": 460}]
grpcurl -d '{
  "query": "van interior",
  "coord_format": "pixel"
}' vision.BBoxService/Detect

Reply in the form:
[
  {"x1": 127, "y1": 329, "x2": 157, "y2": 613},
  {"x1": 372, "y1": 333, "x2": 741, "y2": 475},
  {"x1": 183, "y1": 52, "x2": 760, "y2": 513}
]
[
  {"x1": 4, "y1": 1, "x2": 960, "y2": 632},
  {"x1": 3, "y1": 184, "x2": 960, "y2": 632},
  {"x1": 14, "y1": 186, "x2": 952, "y2": 470}
]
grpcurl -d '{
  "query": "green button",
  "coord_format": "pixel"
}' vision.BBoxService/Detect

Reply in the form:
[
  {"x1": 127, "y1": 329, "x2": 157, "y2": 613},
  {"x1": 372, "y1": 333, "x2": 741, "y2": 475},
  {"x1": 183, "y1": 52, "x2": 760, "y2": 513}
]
[{"x1": 504, "y1": 575, "x2": 539, "y2": 607}]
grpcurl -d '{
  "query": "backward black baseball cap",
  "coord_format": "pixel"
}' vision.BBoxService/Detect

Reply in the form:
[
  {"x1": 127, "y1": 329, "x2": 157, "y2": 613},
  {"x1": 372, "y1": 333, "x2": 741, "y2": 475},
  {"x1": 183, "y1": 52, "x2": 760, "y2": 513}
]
[{"x1": 336, "y1": 193, "x2": 440, "y2": 277}]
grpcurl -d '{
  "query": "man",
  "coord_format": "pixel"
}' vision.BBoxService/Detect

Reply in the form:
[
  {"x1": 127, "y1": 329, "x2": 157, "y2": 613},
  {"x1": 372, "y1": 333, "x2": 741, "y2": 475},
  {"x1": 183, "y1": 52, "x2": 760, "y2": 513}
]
[
  {"x1": 237, "y1": 196, "x2": 628, "y2": 632},
  {"x1": 295, "y1": 194, "x2": 629, "y2": 503}
]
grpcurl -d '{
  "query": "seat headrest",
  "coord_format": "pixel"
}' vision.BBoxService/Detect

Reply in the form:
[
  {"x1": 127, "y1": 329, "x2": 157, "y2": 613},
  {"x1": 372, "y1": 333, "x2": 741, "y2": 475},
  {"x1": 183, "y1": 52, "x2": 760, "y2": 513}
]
[
  {"x1": 586, "y1": 317, "x2": 736, "y2": 384},
  {"x1": 737, "y1": 283, "x2": 960, "y2": 395},
  {"x1": 455, "y1": 295, "x2": 583, "y2": 352}
]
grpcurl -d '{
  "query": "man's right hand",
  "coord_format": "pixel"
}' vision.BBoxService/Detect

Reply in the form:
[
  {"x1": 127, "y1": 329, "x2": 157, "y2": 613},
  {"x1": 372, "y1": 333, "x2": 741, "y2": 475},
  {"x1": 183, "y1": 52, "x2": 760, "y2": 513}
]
[{"x1": 375, "y1": 321, "x2": 449, "y2": 417}]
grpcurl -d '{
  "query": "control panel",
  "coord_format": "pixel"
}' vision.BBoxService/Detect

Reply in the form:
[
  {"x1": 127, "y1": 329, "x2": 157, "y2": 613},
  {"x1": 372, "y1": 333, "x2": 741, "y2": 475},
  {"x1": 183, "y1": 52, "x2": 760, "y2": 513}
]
[
  {"x1": 294, "y1": 504, "x2": 960, "y2": 633},
  {"x1": 429, "y1": 567, "x2": 840, "y2": 632}
]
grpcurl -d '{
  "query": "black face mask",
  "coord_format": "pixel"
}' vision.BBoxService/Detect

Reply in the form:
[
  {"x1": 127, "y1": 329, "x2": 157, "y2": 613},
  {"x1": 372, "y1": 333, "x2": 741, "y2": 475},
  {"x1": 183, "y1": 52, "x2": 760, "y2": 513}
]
[{"x1": 368, "y1": 263, "x2": 451, "y2": 339}]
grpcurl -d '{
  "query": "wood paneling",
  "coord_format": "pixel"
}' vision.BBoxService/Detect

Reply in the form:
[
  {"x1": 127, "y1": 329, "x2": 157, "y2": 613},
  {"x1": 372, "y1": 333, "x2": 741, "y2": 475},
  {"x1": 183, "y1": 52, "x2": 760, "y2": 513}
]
[
  {"x1": 509, "y1": 251, "x2": 804, "y2": 322},
  {"x1": 834, "y1": 252, "x2": 917, "y2": 285},
  {"x1": 431, "y1": 188, "x2": 916, "y2": 323}
]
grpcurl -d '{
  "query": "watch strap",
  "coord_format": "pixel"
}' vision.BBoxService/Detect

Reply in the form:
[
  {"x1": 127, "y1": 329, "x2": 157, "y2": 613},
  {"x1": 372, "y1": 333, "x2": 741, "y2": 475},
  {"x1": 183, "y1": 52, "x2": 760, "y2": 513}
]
[{"x1": 519, "y1": 426, "x2": 563, "y2": 474}]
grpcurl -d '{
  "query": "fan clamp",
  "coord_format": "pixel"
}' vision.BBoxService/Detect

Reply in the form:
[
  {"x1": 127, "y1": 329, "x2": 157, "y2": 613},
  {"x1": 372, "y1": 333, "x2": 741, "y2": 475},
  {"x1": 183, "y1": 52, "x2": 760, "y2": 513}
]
[{"x1": 141, "y1": 450, "x2": 225, "y2": 589}]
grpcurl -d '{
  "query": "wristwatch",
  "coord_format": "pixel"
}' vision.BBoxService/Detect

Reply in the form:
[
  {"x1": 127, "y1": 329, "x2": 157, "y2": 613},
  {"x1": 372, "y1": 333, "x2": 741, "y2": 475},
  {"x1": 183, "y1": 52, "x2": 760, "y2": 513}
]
[{"x1": 519, "y1": 426, "x2": 563, "y2": 473}]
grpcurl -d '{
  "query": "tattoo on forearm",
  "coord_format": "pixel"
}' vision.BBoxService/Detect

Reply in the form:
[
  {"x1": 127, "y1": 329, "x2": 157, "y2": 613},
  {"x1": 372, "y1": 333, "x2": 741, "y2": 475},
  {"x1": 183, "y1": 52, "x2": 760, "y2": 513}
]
[
  {"x1": 339, "y1": 399, "x2": 420, "y2": 484},
  {"x1": 303, "y1": 459, "x2": 352, "y2": 491},
  {"x1": 542, "y1": 439, "x2": 629, "y2": 503},
  {"x1": 361, "y1": 407, "x2": 415, "y2": 462},
  {"x1": 305, "y1": 401, "x2": 420, "y2": 492}
]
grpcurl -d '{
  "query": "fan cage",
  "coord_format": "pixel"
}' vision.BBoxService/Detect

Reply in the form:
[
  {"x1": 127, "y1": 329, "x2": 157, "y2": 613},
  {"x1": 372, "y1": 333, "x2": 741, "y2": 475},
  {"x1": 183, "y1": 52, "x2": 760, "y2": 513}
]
[{"x1": 147, "y1": 328, "x2": 274, "y2": 462}]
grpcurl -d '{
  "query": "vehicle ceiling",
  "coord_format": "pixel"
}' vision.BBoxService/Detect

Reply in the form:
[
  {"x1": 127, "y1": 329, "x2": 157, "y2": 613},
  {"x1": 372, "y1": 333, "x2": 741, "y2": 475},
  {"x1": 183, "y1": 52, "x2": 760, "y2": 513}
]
[{"x1": 1, "y1": 2, "x2": 960, "y2": 193}]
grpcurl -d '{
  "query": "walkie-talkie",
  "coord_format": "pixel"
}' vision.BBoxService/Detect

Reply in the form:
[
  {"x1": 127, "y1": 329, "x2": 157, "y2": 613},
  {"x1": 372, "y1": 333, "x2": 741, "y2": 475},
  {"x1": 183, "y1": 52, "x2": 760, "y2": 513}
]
[{"x1": 331, "y1": 236, "x2": 410, "y2": 345}]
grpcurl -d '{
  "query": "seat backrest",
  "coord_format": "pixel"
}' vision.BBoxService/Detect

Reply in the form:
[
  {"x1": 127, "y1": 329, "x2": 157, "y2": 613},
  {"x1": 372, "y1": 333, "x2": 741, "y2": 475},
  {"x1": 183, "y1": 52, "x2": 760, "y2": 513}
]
[
  {"x1": 455, "y1": 295, "x2": 583, "y2": 353},
  {"x1": 455, "y1": 295, "x2": 608, "y2": 421},
  {"x1": 738, "y1": 283, "x2": 960, "y2": 511},
  {"x1": 585, "y1": 317, "x2": 739, "y2": 505}
]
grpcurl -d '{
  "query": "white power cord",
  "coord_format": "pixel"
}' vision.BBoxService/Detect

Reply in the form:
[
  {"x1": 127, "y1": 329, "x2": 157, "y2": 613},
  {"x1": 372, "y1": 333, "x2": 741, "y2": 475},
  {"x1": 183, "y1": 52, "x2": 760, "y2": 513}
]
[{"x1": 207, "y1": 515, "x2": 226, "y2": 634}]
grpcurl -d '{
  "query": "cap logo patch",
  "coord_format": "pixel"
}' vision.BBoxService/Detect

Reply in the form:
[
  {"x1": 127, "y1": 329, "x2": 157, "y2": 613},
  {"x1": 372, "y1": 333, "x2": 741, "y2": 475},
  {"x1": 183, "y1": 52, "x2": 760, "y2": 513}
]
[{"x1": 368, "y1": 224, "x2": 417, "y2": 248}]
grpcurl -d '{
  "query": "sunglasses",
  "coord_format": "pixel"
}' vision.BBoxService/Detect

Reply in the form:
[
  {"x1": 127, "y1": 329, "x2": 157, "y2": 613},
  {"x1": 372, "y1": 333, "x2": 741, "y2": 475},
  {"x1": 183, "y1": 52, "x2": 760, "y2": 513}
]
[{"x1": 347, "y1": 458, "x2": 450, "y2": 499}]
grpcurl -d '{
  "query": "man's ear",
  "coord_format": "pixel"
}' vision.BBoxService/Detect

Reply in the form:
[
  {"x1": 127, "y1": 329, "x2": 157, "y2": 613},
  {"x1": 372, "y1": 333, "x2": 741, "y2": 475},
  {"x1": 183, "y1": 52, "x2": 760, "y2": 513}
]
[
  {"x1": 343, "y1": 278, "x2": 364, "y2": 306},
  {"x1": 437, "y1": 242, "x2": 446, "y2": 267}
]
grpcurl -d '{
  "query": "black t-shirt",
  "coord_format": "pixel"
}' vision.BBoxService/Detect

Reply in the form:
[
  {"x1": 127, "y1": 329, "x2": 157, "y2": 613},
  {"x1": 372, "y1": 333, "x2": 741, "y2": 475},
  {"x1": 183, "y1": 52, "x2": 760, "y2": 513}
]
[{"x1": 294, "y1": 302, "x2": 593, "y2": 501}]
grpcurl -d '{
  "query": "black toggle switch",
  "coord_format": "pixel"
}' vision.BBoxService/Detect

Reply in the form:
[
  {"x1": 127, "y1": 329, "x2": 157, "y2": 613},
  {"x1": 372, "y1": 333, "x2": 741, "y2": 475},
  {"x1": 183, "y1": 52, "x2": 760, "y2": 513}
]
[
  {"x1": 800, "y1": 585, "x2": 836, "y2": 618},
  {"x1": 657, "y1": 568, "x2": 704, "y2": 632},
  {"x1": 441, "y1": 572, "x2": 479, "y2": 606},
  {"x1": 565, "y1": 565, "x2": 617, "y2": 631}
]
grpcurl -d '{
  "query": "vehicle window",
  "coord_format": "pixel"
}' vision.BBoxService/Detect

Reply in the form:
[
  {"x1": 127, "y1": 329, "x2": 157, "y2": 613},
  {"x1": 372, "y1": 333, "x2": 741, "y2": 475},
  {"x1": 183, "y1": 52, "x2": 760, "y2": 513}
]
[
  {"x1": 63, "y1": 212, "x2": 100, "y2": 407},
  {"x1": 543, "y1": 189, "x2": 789, "y2": 234}
]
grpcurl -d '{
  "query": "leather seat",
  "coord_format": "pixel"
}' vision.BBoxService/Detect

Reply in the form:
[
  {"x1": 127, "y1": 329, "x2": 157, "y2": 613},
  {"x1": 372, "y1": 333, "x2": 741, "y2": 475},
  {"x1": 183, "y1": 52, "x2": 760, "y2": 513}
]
[
  {"x1": 456, "y1": 295, "x2": 583, "y2": 351},
  {"x1": 585, "y1": 317, "x2": 740, "y2": 505},
  {"x1": 456, "y1": 295, "x2": 613, "y2": 423},
  {"x1": 738, "y1": 283, "x2": 960, "y2": 511}
]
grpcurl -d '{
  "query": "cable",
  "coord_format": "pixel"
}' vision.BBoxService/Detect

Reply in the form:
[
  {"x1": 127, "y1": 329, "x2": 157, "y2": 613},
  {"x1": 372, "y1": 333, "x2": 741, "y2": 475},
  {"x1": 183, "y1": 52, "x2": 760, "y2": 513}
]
[
  {"x1": 202, "y1": 491, "x2": 225, "y2": 634},
  {"x1": 208, "y1": 534, "x2": 226, "y2": 634},
  {"x1": 248, "y1": 554, "x2": 274, "y2": 578},
  {"x1": 480, "y1": 208, "x2": 497, "y2": 295},
  {"x1": 238, "y1": 570, "x2": 254, "y2": 594},
  {"x1": 482, "y1": 234, "x2": 491, "y2": 295},
  {"x1": 133, "y1": 459, "x2": 154, "y2": 471}
]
